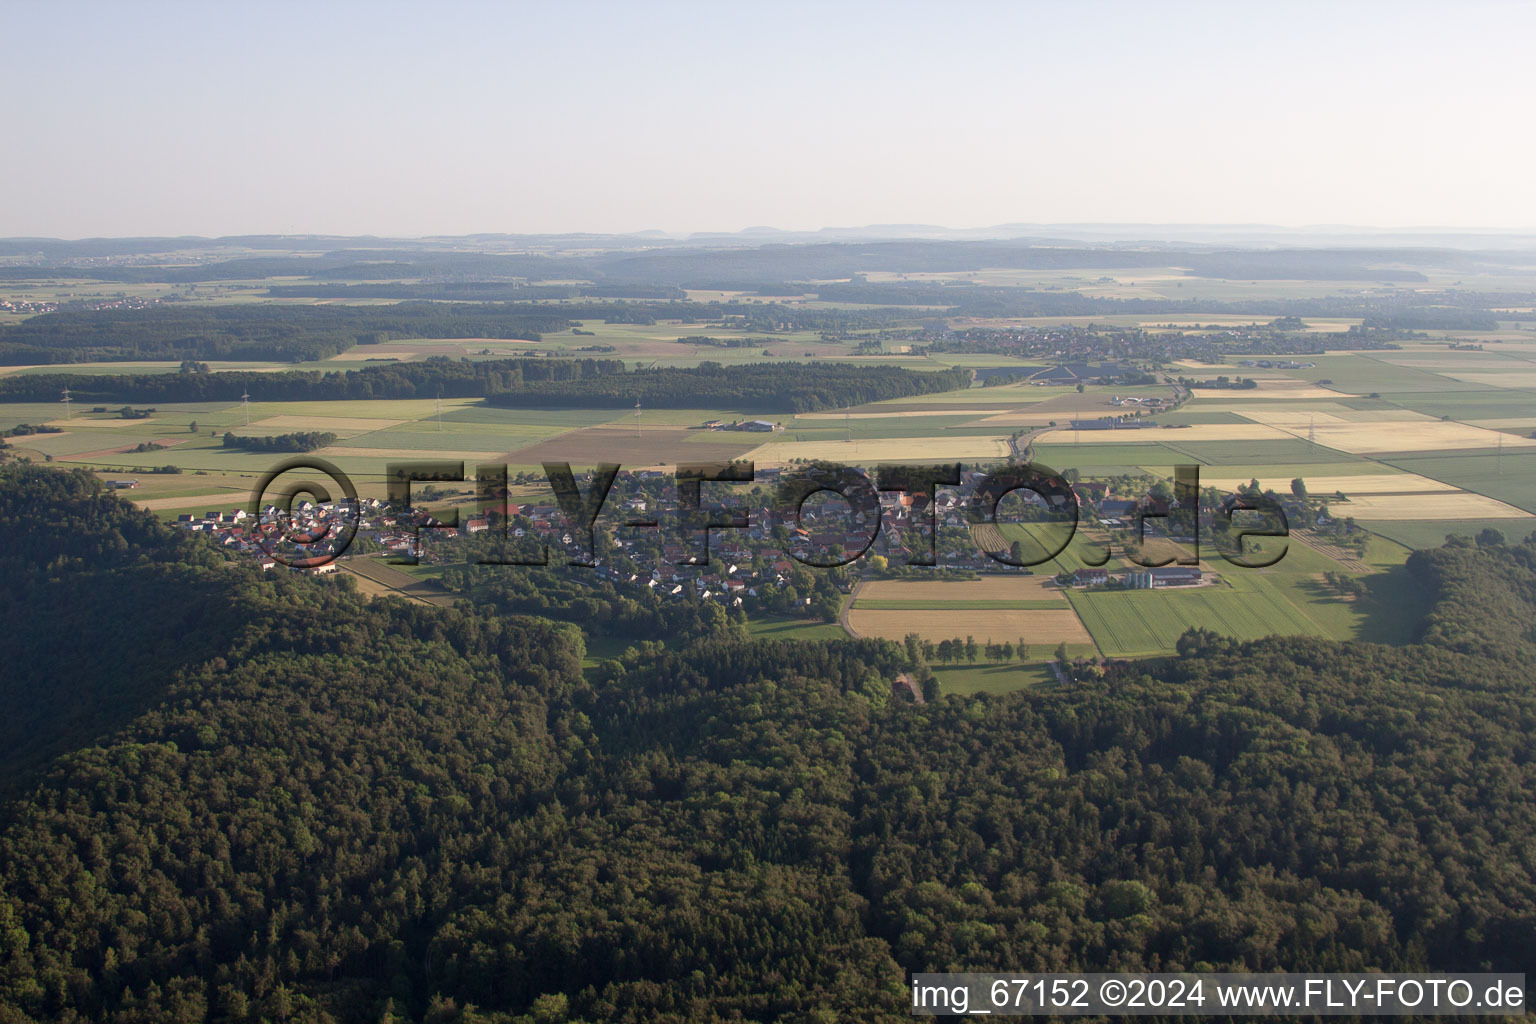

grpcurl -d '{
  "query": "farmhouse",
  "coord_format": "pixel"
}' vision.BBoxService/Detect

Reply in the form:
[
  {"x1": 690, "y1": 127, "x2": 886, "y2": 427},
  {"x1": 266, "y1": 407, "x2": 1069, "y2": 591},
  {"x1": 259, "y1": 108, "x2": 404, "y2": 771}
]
[{"x1": 1072, "y1": 567, "x2": 1109, "y2": 586}]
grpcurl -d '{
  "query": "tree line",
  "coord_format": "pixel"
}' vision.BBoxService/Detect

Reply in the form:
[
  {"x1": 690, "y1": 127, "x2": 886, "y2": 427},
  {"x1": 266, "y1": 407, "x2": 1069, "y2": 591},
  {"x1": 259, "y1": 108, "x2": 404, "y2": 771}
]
[
  {"x1": 484, "y1": 361, "x2": 973, "y2": 412},
  {"x1": 221, "y1": 431, "x2": 338, "y2": 453},
  {"x1": 0, "y1": 357, "x2": 968, "y2": 412},
  {"x1": 0, "y1": 303, "x2": 576, "y2": 365}
]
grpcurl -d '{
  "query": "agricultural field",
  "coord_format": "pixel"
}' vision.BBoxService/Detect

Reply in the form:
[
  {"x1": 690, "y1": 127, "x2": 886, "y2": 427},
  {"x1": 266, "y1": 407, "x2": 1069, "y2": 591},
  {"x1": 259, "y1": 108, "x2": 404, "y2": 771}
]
[
  {"x1": 1067, "y1": 580, "x2": 1323, "y2": 658},
  {"x1": 930, "y1": 661, "x2": 1059, "y2": 695},
  {"x1": 6, "y1": 294, "x2": 1531, "y2": 674},
  {"x1": 1379, "y1": 452, "x2": 1536, "y2": 514},
  {"x1": 1199, "y1": 468, "x2": 1424, "y2": 493},
  {"x1": 845, "y1": 576, "x2": 1094, "y2": 649},
  {"x1": 1355, "y1": 518, "x2": 1536, "y2": 550},
  {"x1": 1044, "y1": 423, "x2": 1294, "y2": 444},
  {"x1": 744, "y1": 435, "x2": 1011, "y2": 465},
  {"x1": 1319, "y1": 492, "x2": 1530, "y2": 521},
  {"x1": 1230, "y1": 407, "x2": 1536, "y2": 455},
  {"x1": 1060, "y1": 538, "x2": 1428, "y2": 658},
  {"x1": 340, "y1": 556, "x2": 456, "y2": 606},
  {"x1": 1274, "y1": 353, "x2": 1493, "y2": 393},
  {"x1": 1380, "y1": 390, "x2": 1536, "y2": 420}
]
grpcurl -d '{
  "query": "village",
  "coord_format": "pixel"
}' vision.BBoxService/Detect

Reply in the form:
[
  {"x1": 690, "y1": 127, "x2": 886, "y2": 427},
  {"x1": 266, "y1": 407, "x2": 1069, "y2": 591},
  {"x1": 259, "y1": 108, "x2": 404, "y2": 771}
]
[{"x1": 177, "y1": 465, "x2": 1232, "y2": 616}]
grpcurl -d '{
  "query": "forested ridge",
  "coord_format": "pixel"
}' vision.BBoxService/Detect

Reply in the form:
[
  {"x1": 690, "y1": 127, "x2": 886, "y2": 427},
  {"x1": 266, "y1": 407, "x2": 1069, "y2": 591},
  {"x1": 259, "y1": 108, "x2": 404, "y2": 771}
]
[
  {"x1": 482, "y1": 362, "x2": 974, "y2": 412},
  {"x1": 0, "y1": 466, "x2": 1533, "y2": 1023},
  {"x1": 0, "y1": 359, "x2": 970, "y2": 412},
  {"x1": 0, "y1": 299, "x2": 904, "y2": 367},
  {"x1": 0, "y1": 305, "x2": 576, "y2": 366},
  {"x1": 0, "y1": 358, "x2": 625, "y2": 405}
]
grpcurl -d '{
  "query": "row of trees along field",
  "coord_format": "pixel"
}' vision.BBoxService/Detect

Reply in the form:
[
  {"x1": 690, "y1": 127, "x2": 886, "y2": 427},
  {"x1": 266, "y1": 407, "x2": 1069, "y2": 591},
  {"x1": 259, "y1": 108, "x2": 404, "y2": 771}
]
[
  {"x1": 0, "y1": 358, "x2": 971, "y2": 411},
  {"x1": 220, "y1": 432, "x2": 337, "y2": 453},
  {"x1": 0, "y1": 465, "x2": 1533, "y2": 1022}
]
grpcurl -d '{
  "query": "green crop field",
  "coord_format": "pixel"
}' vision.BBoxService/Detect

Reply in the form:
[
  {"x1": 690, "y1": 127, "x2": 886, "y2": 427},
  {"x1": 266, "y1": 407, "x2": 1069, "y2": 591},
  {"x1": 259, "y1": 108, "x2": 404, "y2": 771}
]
[
  {"x1": 438, "y1": 406, "x2": 623, "y2": 427},
  {"x1": 1380, "y1": 390, "x2": 1536, "y2": 420},
  {"x1": 930, "y1": 661, "x2": 1061, "y2": 695},
  {"x1": 1281, "y1": 354, "x2": 1484, "y2": 393},
  {"x1": 1067, "y1": 579, "x2": 1332, "y2": 658},
  {"x1": 853, "y1": 599, "x2": 1068, "y2": 610},
  {"x1": 992, "y1": 522, "x2": 1110, "y2": 574},
  {"x1": 1157, "y1": 439, "x2": 1366, "y2": 466},
  {"x1": 1380, "y1": 452, "x2": 1536, "y2": 513},
  {"x1": 744, "y1": 615, "x2": 850, "y2": 642},
  {"x1": 1063, "y1": 536, "x2": 1433, "y2": 658},
  {"x1": 1358, "y1": 519, "x2": 1536, "y2": 550}
]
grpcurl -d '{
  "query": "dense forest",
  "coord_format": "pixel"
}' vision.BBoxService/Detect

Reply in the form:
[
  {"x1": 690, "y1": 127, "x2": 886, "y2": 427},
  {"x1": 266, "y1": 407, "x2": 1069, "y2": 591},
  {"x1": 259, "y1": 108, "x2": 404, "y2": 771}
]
[
  {"x1": 483, "y1": 362, "x2": 974, "y2": 412},
  {"x1": 0, "y1": 465, "x2": 1533, "y2": 1022},
  {"x1": 0, "y1": 358, "x2": 625, "y2": 405},
  {"x1": 0, "y1": 359, "x2": 970, "y2": 412},
  {"x1": 0, "y1": 300, "x2": 910, "y2": 367},
  {"x1": 0, "y1": 305, "x2": 575, "y2": 365},
  {"x1": 264, "y1": 284, "x2": 686, "y2": 301}
]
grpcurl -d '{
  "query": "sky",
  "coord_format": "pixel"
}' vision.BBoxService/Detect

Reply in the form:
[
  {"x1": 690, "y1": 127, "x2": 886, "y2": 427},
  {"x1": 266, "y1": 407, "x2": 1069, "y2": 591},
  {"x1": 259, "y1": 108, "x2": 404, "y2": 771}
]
[{"x1": 4, "y1": 0, "x2": 1535, "y2": 238}]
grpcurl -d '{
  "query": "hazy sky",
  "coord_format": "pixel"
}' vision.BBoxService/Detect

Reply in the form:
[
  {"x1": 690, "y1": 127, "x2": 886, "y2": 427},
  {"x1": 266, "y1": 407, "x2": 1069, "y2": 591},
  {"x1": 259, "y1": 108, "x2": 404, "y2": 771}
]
[{"x1": 5, "y1": 1, "x2": 1535, "y2": 238}]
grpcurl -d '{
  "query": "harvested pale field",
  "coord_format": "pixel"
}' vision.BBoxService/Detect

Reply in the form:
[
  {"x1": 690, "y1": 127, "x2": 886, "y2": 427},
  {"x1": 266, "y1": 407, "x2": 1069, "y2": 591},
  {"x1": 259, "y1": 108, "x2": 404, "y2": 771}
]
[
  {"x1": 1230, "y1": 407, "x2": 1536, "y2": 453},
  {"x1": 327, "y1": 349, "x2": 424, "y2": 361},
  {"x1": 1195, "y1": 406, "x2": 1410, "y2": 423},
  {"x1": 338, "y1": 570, "x2": 412, "y2": 602},
  {"x1": 1202, "y1": 473, "x2": 1461, "y2": 495},
  {"x1": 795, "y1": 409, "x2": 1012, "y2": 420},
  {"x1": 1040, "y1": 423, "x2": 1293, "y2": 443},
  {"x1": 744, "y1": 436, "x2": 1010, "y2": 464},
  {"x1": 1187, "y1": 384, "x2": 1341, "y2": 400},
  {"x1": 1181, "y1": 400, "x2": 1351, "y2": 416},
  {"x1": 1328, "y1": 409, "x2": 1447, "y2": 422},
  {"x1": 1237, "y1": 408, "x2": 1407, "y2": 428},
  {"x1": 856, "y1": 577, "x2": 1066, "y2": 603},
  {"x1": 131, "y1": 492, "x2": 250, "y2": 511},
  {"x1": 252, "y1": 415, "x2": 407, "y2": 432},
  {"x1": 1275, "y1": 420, "x2": 1536, "y2": 454},
  {"x1": 1373, "y1": 356, "x2": 1523, "y2": 369},
  {"x1": 1440, "y1": 371, "x2": 1536, "y2": 387},
  {"x1": 314, "y1": 446, "x2": 507, "y2": 461},
  {"x1": 1332, "y1": 493, "x2": 1534, "y2": 521},
  {"x1": 1468, "y1": 417, "x2": 1536, "y2": 429},
  {"x1": 847, "y1": 607, "x2": 1093, "y2": 645}
]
